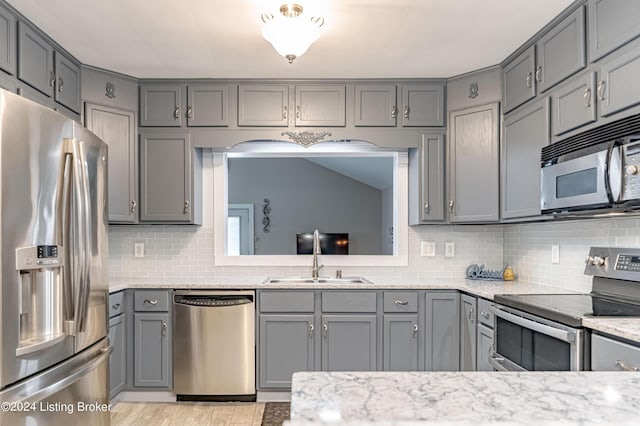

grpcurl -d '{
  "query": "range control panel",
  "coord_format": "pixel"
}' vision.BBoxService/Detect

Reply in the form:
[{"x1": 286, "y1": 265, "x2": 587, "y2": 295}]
[
  {"x1": 16, "y1": 245, "x2": 64, "y2": 270},
  {"x1": 615, "y1": 254, "x2": 640, "y2": 272},
  {"x1": 585, "y1": 247, "x2": 640, "y2": 281}
]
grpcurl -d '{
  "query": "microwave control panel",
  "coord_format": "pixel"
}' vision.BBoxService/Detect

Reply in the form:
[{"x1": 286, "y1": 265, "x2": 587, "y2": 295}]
[{"x1": 621, "y1": 140, "x2": 640, "y2": 201}]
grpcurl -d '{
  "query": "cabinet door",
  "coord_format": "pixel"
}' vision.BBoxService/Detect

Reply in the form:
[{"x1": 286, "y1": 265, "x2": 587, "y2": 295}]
[
  {"x1": 354, "y1": 84, "x2": 397, "y2": 126},
  {"x1": 425, "y1": 292, "x2": 460, "y2": 371},
  {"x1": 477, "y1": 324, "x2": 494, "y2": 372},
  {"x1": 449, "y1": 103, "x2": 500, "y2": 222},
  {"x1": 109, "y1": 315, "x2": 126, "y2": 398},
  {"x1": 133, "y1": 313, "x2": 170, "y2": 387},
  {"x1": 598, "y1": 45, "x2": 640, "y2": 118},
  {"x1": 0, "y1": 3, "x2": 16, "y2": 76},
  {"x1": 295, "y1": 85, "x2": 346, "y2": 127},
  {"x1": 54, "y1": 52, "x2": 81, "y2": 113},
  {"x1": 589, "y1": 0, "x2": 640, "y2": 62},
  {"x1": 140, "y1": 85, "x2": 182, "y2": 127},
  {"x1": 140, "y1": 132, "x2": 192, "y2": 222},
  {"x1": 383, "y1": 315, "x2": 418, "y2": 371},
  {"x1": 460, "y1": 295, "x2": 477, "y2": 371},
  {"x1": 552, "y1": 71, "x2": 596, "y2": 136},
  {"x1": 321, "y1": 315, "x2": 377, "y2": 371},
  {"x1": 85, "y1": 103, "x2": 138, "y2": 223},
  {"x1": 238, "y1": 84, "x2": 289, "y2": 126},
  {"x1": 187, "y1": 84, "x2": 228, "y2": 127},
  {"x1": 503, "y1": 46, "x2": 536, "y2": 113},
  {"x1": 409, "y1": 133, "x2": 445, "y2": 224},
  {"x1": 502, "y1": 97, "x2": 550, "y2": 219},
  {"x1": 401, "y1": 84, "x2": 444, "y2": 127},
  {"x1": 258, "y1": 315, "x2": 315, "y2": 389},
  {"x1": 536, "y1": 6, "x2": 586, "y2": 93},
  {"x1": 17, "y1": 23, "x2": 54, "y2": 97}
]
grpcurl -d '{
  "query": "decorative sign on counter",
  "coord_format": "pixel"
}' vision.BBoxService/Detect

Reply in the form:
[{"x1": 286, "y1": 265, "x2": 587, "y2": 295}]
[{"x1": 466, "y1": 264, "x2": 516, "y2": 281}]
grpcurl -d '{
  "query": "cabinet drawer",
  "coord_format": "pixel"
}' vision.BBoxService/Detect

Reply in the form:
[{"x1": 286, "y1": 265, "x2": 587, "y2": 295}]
[
  {"x1": 259, "y1": 291, "x2": 315, "y2": 313},
  {"x1": 592, "y1": 334, "x2": 640, "y2": 371},
  {"x1": 322, "y1": 292, "x2": 377, "y2": 313},
  {"x1": 109, "y1": 291, "x2": 125, "y2": 318},
  {"x1": 477, "y1": 298, "x2": 494, "y2": 328},
  {"x1": 383, "y1": 291, "x2": 418, "y2": 313},
  {"x1": 134, "y1": 290, "x2": 169, "y2": 312}
]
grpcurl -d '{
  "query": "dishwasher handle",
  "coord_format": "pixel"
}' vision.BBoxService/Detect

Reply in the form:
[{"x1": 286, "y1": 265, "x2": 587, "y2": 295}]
[{"x1": 174, "y1": 295, "x2": 253, "y2": 307}]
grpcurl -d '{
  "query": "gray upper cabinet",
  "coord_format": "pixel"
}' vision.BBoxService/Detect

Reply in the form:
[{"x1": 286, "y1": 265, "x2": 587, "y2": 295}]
[
  {"x1": 186, "y1": 84, "x2": 228, "y2": 127},
  {"x1": 354, "y1": 84, "x2": 397, "y2": 127},
  {"x1": 460, "y1": 294, "x2": 477, "y2": 371},
  {"x1": 259, "y1": 314, "x2": 315, "y2": 389},
  {"x1": 321, "y1": 315, "x2": 377, "y2": 371},
  {"x1": 238, "y1": 84, "x2": 289, "y2": 127},
  {"x1": 140, "y1": 132, "x2": 200, "y2": 223},
  {"x1": 503, "y1": 46, "x2": 536, "y2": 114},
  {"x1": 448, "y1": 103, "x2": 500, "y2": 222},
  {"x1": 409, "y1": 133, "x2": 445, "y2": 224},
  {"x1": 85, "y1": 103, "x2": 138, "y2": 223},
  {"x1": 17, "y1": 22, "x2": 54, "y2": 97},
  {"x1": 295, "y1": 85, "x2": 346, "y2": 127},
  {"x1": 502, "y1": 97, "x2": 550, "y2": 219},
  {"x1": 552, "y1": 71, "x2": 596, "y2": 136},
  {"x1": 589, "y1": 0, "x2": 640, "y2": 62},
  {"x1": 536, "y1": 6, "x2": 586, "y2": 93},
  {"x1": 597, "y1": 44, "x2": 640, "y2": 118},
  {"x1": 0, "y1": 3, "x2": 16, "y2": 76},
  {"x1": 401, "y1": 84, "x2": 445, "y2": 127},
  {"x1": 54, "y1": 51, "x2": 81, "y2": 113},
  {"x1": 425, "y1": 292, "x2": 460, "y2": 371},
  {"x1": 140, "y1": 85, "x2": 183, "y2": 127}
]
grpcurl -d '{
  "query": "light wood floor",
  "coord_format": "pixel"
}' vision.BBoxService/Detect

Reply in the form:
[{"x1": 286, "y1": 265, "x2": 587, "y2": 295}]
[{"x1": 110, "y1": 402, "x2": 265, "y2": 426}]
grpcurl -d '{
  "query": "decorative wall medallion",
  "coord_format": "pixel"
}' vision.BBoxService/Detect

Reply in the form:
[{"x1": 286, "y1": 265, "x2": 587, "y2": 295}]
[
  {"x1": 262, "y1": 198, "x2": 271, "y2": 233},
  {"x1": 105, "y1": 82, "x2": 116, "y2": 99},
  {"x1": 468, "y1": 82, "x2": 479, "y2": 99},
  {"x1": 281, "y1": 131, "x2": 332, "y2": 147}
]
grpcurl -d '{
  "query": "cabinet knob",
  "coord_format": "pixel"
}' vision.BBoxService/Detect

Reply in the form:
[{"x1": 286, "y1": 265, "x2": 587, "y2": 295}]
[
  {"x1": 49, "y1": 71, "x2": 56, "y2": 88},
  {"x1": 468, "y1": 307, "x2": 475, "y2": 323},
  {"x1": 283, "y1": 105, "x2": 288, "y2": 120},
  {"x1": 412, "y1": 324, "x2": 418, "y2": 339},
  {"x1": 394, "y1": 300, "x2": 409, "y2": 306},
  {"x1": 322, "y1": 324, "x2": 328, "y2": 338},
  {"x1": 391, "y1": 106, "x2": 398, "y2": 119},
  {"x1": 184, "y1": 200, "x2": 190, "y2": 214},
  {"x1": 424, "y1": 202, "x2": 430, "y2": 214},
  {"x1": 162, "y1": 322, "x2": 167, "y2": 337},
  {"x1": 448, "y1": 200, "x2": 455, "y2": 214},
  {"x1": 308, "y1": 323, "x2": 314, "y2": 338},
  {"x1": 112, "y1": 303, "x2": 121, "y2": 310},
  {"x1": 174, "y1": 106, "x2": 180, "y2": 119},
  {"x1": 187, "y1": 106, "x2": 193, "y2": 119},
  {"x1": 130, "y1": 199, "x2": 137, "y2": 214},
  {"x1": 583, "y1": 88, "x2": 591, "y2": 108},
  {"x1": 480, "y1": 311, "x2": 490, "y2": 319},
  {"x1": 403, "y1": 106, "x2": 410, "y2": 119},
  {"x1": 58, "y1": 77, "x2": 64, "y2": 93},
  {"x1": 296, "y1": 105, "x2": 300, "y2": 119},
  {"x1": 535, "y1": 66, "x2": 543, "y2": 82},
  {"x1": 597, "y1": 80, "x2": 607, "y2": 100},
  {"x1": 526, "y1": 72, "x2": 533, "y2": 89}
]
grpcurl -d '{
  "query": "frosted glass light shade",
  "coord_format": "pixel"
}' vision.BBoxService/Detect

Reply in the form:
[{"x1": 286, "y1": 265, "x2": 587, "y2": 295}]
[{"x1": 261, "y1": 16, "x2": 322, "y2": 63}]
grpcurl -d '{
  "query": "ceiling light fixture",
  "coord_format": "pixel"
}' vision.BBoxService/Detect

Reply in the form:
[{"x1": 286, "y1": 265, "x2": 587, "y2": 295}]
[{"x1": 261, "y1": 3, "x2": 325, "y2": 64}]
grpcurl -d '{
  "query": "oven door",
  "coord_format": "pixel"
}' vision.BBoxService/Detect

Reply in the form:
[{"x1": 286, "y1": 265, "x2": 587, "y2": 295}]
[
  {"x1": 489, "y1": 305, "x2": 587, "y2": 371},
  {"x1": 540, "y1": 147, "x2": 620, "y2": 212}
]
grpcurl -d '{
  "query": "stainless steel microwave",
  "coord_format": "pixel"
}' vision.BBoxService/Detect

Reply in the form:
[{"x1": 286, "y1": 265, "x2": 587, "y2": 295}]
[{"x1": 541, "y1": 135, "x2": 640, "y2": 213}]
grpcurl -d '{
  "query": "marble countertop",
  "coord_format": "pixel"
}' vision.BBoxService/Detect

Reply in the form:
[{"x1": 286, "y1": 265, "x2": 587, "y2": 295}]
[{"x1": 288, "y1": 371, "x2": 640, "y2": 425}]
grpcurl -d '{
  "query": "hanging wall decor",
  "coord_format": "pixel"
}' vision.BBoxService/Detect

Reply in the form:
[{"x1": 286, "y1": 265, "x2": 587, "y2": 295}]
[{"x1": 262, "y1": 198, "x2": 271, "y2": 233}]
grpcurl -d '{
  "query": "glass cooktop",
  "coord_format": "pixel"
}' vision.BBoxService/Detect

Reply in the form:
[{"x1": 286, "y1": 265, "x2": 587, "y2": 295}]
[{"x1": 493, "y1": 293, "x2": 640, "y2": 327}]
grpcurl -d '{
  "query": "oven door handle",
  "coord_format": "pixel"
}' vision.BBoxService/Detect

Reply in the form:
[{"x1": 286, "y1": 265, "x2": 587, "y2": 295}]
[{"x1": 489, "y1": 306, "x2": 576, "y2": 343}]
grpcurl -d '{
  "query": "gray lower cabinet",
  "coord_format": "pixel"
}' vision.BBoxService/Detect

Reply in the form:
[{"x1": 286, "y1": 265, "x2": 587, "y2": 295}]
[
  {"x1": 258, "y1": 314, "x2": 315, "y2": 389},
  {"x1": 237, "y1": 84, "x2": 289, "y2": 127},
  {"x1": 409, "y1": 133, "x2": 445, "y2": 224},
  {"x1": 425, "y1": 291, "x2": 460, "y2": 371},
  {"x1": 536, "y1": 6, "x2": 586, "y2": 93},
  {"x1": 354, "y1": 84, "x2": 397, "y2": 127},
  {"x1": 588, "y1": 0, "x2": 640, "y2": 62},
  {"x1": 460, "y1": 294, "x2": 477, "y2": 371},
  {"x1": 448, "y1": 102, "x2": 500, "y2": 222},
  {"x1": 85, "y1": 103, "x2": 138, "y2": 223},
  {"x1": 597, "y1": 44, "x2": 640, "y2": 118},
  {"x1": 591, "y1": 333, "x2": 640, "y2": 371},
  {"x1": 54, "y1": 51, "x2": 81, "y2": 113},
  {"x1": 109, "y1": 314, "x2": 126, "y2": 398},
  {"x1": 17, "y1": 22, "x2": 54, "y2": 98},
  {"x1": 383, "y1": 315, "x2": 418, "y2": 371},
  {"x1": 476, "y1": 324, "x2": 494, "y2": 372},
  {"x1": 295, "y1": 85, "x2": 346, "y2": 127},
  {"x1": 501, "y1": 97, "x2": 550, "y2": 219},
  {"x1": 0, "y1": 3, "x2": 16, "y2": 76},
  {"x1": 551, "y1": 71, "x2": 596, "y2": 137},
  {"x1": 140, "y1": 131, "x2": 201, "y2": 224},
  {"x1": 140, "y1": 85, "x2": 183, "y2": 127},
  {"x1": 400, "y1": 84, "x2": 445, "y2": 127},
  {"x1": 133, "y1": 312, "x2": 171, "y2": 387},
  {"x1": 503, "y1": 46, "x2": 536, "y2": 114},
  {"x1": 321, "y1": 315, "x2": 377, "y2": 371}
]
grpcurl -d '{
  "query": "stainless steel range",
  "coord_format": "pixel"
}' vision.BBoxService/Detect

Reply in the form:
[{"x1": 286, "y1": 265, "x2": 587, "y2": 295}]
[{"x1": 490, "y1": 247, "x2": 640, "y2": 371}]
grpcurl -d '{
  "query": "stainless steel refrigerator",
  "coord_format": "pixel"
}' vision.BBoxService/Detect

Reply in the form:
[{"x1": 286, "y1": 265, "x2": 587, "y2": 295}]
[{"x1": 0, "y1": 89, "x2": 110, "y2": 425}]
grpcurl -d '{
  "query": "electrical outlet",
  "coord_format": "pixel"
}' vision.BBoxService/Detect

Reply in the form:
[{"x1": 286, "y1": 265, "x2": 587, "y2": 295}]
[
  {"x1": 445, "y1": 242, "x2": 455, "y2": 258},
  {"x1": 551, "y1": 244, "x2": 560, "y2": 264},
  {"x1": 134, "y1": 242, "x2": 145, "y2": 258},
  {"x1": 420, "y1": 241, "x2": 436, "y2": 257}
]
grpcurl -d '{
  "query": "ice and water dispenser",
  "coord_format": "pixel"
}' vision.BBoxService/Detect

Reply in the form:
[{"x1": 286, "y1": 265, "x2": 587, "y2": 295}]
[{"x1": 15, "y1": 245, "x2": 65, "y2": 356}]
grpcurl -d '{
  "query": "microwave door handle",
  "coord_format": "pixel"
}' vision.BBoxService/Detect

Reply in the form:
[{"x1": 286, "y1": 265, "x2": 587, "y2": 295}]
[
  {"x1": 604, "y1": 140, "x2": 622, "y2": 204},
  {"x1": 489, "y1": 306, "x2": 576, "y2": 343}
]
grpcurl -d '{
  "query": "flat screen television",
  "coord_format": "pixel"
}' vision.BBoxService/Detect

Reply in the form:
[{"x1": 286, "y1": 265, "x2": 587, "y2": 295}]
[{"x1": 296, "y1": 233, "x2": 349, "y2": 255}]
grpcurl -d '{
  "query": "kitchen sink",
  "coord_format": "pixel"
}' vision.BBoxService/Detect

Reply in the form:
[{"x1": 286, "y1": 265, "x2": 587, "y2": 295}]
[{"x1": 264, "y1": 276, "x2": 373, "y2": 284}]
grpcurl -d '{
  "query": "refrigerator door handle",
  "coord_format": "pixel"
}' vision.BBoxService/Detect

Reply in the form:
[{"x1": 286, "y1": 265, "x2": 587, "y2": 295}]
[
  {"x1": 76, "y1": 140, "x2": 92, "y2": 332},
  {"x1": 61, "y1": 152, "x2": 75, "y2": 331}
]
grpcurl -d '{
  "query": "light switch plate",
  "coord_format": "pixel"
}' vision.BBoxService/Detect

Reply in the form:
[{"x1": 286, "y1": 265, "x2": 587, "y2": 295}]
[
  {"x1": 421, "y1": 241, "x2": 436, "y2": 257},
  {"x1": 134, "y1": 242, "x2": 145, "y2": 258},
  {"x1": 551, "y1": 244, "x2": 560, "y2": 264},
  {"x1": 445, "y1": 242, "x2": 455, "y2": 258}
]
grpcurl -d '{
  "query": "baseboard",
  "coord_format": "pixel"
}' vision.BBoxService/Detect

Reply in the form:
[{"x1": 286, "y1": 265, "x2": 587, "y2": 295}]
[
  {"x1": 257, "y1": 391, "x2": 291, "y2": 402},
  {"x1": 117, "y1": 391, "x2": 177, "y2": 402}
]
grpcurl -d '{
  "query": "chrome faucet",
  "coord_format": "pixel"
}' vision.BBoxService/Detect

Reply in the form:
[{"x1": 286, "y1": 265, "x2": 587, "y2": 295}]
[{"x1": 312, "y1": 229, "x2": 324, "y2": 280}]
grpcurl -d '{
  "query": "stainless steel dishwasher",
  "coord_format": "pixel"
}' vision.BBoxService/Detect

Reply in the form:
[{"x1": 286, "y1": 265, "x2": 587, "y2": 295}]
[{"x1": 173, "y1": 290, "x2": 255, "y2": 401}]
